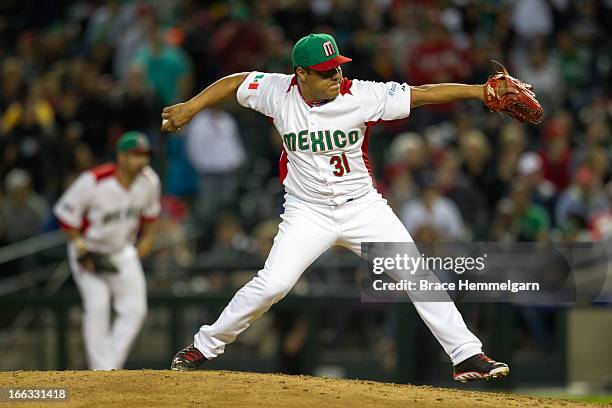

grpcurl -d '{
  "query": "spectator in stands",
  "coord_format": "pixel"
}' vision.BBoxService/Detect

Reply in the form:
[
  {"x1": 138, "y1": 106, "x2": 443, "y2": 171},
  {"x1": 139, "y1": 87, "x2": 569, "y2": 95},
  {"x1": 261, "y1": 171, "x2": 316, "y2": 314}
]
[
  {"x1": 0, "y1": 58, "x2": 26, "y2": 112},
  {"x1": 163, "y1": 133, "x2": 198, "y2": 199},
  {"x1": 400, "y1": 172, "x2": 465, "y2": 242},
  {"x1": 111, "y1": 63, "x2": 158, "y2": 135},
  {"x1": 406, "y1": 22, "x2": 471, "y2": 86},
  {"x1": 557, "y1": 31, "x2": 590, "y2": 94},
  {"x1": 383, "y1": 132, "x2": 429, "y2": 212},
  {"x1": 493, "y1": 178, "x2": 550, "y2": 243},
  {"x1": 437, "y1": 149, "x2": 488, "y2": 239},
  {"x1": 538, "y1": 116, "x2": 573, "y2": 194},
  {"x1": 209, "y1": 16, "x2": 268, "y2": 75},
  {"x1": 75, "y1": 63, "x2": 114, "y2": 157},
  {"x1": 0, "y1": 168, "x2": 49, "y2": 243},
  {"x1": 113, "y1": 3, "x2": 150, "y2": 79},
  {"x1": 85, "y1": 0, "x2": 129, "y2": 49},
  {"x1": 511, "y1": 0, "x2": 554, "y2": 42},
  {"x1": 459, "y1": 129, "x2": 499, "y2": 211},
  {"x1": 151, "y1": 195, "x2": 194, "y2": 281},
  {"x1": 1, "y1": 83, "x2": 55, "y2": 136},
  {"x1": 516, "y1": 152, "x2": 556, "y2": 218},
  {"x1": 572, "y1": 120, "x2": 610, "y2": 177},
  {"x1": 555, "y1": 166, "x2": 609, "y2": 230},
  {"x1": 1, "y1": 85, "x2": 56, "y2": 192},
  {"x1": 516, "y1": 42, "x2": 562, "y2": 112},
  {"x1": 185, "y1": 108, "x2": 246, "y2": 223},
  {"x1": 494, "y1": 123, "x2": 528, "y2": 202},
  {"x1": 133, "y1": 16, "x2": 193, "y2": 107},
  {"x1": 211, "y1": 212, "x2": 251, "y2": 254}
]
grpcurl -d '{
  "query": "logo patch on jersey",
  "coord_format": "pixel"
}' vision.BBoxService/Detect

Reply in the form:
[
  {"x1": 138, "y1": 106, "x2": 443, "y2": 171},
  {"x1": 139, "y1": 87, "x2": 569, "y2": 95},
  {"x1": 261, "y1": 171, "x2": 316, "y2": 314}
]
[
  {"x1": 248, "y1": 74, "x2": 265, "y2": 90},
  {"x1": 322, "y1": 41, "x2": 335, "y2": 57},
  {"x1": 389, "y1": 82, "x2": 398, "y2": 97}
]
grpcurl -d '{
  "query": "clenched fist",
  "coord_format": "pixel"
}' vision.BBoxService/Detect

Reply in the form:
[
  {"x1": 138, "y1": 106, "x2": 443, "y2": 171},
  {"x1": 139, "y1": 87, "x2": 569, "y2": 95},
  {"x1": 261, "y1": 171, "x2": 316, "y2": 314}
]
[{"x1": 161, "y1": 102, "x2": 196, "y2": 132}]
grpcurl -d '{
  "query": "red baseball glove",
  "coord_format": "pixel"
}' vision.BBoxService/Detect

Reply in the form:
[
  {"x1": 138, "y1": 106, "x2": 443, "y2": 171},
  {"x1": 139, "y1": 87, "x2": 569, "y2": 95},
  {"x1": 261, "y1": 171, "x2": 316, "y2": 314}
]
[{"x1": 483, "y1": 61, "x2": 543, "y2": 124}]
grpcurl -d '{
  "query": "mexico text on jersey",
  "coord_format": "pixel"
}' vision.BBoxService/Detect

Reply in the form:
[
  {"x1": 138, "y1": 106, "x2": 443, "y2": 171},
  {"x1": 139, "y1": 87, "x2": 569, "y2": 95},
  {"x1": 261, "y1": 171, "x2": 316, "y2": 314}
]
[{"x1": 236, "y1": 72, "x2": 412, "y2": 205}]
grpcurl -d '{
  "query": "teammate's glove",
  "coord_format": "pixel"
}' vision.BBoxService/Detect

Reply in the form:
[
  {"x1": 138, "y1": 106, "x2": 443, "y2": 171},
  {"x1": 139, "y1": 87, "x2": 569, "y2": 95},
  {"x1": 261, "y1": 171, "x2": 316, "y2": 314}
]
[
  {"x1": 78, "y1": 251, "x2": 119, "y2": 274},
  {"x1": 483, "y1": 61, "x2": 543, "y2": 124}
]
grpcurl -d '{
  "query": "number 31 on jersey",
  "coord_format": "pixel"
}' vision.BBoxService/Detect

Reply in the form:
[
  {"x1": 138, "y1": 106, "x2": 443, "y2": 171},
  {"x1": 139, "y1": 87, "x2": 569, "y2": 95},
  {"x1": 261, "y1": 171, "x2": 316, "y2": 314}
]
[{"x1": 330, "y1": 153, "x2": 351, "y2": 176}]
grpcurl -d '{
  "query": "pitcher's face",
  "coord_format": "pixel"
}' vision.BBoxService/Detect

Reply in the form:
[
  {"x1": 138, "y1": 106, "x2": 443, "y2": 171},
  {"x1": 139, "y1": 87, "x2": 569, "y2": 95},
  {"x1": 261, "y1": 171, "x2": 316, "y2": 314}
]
[{"x1": 297, "y1": 66, "x2": 343, "y2": 100}]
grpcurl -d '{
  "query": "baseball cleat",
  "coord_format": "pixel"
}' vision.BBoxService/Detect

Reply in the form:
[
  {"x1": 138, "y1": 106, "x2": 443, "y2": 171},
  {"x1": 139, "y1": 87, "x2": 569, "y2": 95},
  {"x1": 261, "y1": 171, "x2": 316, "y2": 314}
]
[
  {"x1": 170, "y1": 344, "x2": 208, "y2": 371},
  {"x1": 452, "y1": 353, "x2": 509, "y2": 383}
]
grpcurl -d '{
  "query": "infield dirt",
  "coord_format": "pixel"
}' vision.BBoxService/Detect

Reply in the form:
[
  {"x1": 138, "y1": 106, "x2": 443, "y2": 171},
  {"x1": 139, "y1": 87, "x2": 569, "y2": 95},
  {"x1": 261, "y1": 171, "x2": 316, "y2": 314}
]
[{"x1": 1, "y1": 370, "x2": 608, "y2": 407}]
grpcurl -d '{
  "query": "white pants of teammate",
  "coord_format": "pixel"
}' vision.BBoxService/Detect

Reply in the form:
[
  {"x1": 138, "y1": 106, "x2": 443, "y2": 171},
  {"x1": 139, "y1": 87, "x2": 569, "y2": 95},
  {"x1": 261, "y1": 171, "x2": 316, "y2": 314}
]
[
  {"x1": 194, "y1": 191, "x2": 482, "y2": 365},
  {"x1": 68, "y1": 244, "x2": 147, "y2": 370}
]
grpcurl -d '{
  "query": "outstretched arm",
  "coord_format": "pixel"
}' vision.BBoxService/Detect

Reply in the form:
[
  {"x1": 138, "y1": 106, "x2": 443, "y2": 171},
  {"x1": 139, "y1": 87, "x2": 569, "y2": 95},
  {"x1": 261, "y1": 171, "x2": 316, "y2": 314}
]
[
  {"x1": 161, "y1": 72, "x2": 250, "y2": 132},
  {"x1": 410, "y1": 84, "x2": 483, "y2": 108},
  {"x1": 410, "y1": 82, "x2": 517, "y2": 108}
]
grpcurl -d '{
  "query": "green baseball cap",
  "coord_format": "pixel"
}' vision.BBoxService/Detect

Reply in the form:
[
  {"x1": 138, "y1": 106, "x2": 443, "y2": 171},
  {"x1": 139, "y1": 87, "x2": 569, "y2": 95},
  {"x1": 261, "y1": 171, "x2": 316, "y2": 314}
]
[
  {"x1": 292, "y1": 33, "x2": 352, "y2": 71},
  {"x1": 116, "y1": 131, "x2": 150, "y2": 153}
]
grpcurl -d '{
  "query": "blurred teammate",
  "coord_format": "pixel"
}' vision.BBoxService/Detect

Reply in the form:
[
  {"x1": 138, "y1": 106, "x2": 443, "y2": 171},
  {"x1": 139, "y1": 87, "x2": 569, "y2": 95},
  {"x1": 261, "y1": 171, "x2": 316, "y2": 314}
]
[
  {"x1": 162, "y1": 34, "x2": 510, "y2": 382},
  {"x1": 54, "y1": 132, "x2": 161, "y2": 370}
]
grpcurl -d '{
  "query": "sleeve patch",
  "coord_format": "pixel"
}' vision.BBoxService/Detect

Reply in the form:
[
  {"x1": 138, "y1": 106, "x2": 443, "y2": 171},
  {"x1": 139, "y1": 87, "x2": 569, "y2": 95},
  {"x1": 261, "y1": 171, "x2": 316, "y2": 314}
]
[{"x1": 248, "y1": 74, "x2": 265, "y2": 90}]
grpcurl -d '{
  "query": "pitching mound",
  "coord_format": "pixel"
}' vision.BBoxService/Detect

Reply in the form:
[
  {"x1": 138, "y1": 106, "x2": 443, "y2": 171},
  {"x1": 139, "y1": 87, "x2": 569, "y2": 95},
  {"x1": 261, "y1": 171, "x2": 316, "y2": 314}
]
[{"x1": 0, "y1": 370, "x2": 604, "y2": 407}]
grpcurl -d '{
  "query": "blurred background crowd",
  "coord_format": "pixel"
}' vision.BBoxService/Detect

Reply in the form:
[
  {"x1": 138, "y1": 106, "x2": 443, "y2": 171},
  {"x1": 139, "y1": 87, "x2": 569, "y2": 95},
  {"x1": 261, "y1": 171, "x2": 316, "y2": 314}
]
[
  {"x1": 0, "y1": 0, "x2": 612, "y2": 383},
  {"x1": 1, "y1": 0, "x2": 611, "y2": 250}
]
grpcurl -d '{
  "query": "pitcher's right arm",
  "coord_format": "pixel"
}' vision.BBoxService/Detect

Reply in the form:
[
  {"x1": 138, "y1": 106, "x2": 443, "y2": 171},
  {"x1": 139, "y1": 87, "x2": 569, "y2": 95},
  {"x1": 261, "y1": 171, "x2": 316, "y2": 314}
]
[{"x1": 161, "y1": 72, "x2": 250, "y2": 132}]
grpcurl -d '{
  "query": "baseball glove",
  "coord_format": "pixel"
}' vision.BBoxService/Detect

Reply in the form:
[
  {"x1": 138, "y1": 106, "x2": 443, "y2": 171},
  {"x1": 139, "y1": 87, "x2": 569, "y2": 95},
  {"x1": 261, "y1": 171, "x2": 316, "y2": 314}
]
[
  {"x1": 483, "y1": 61, "x2": 543, "y2": 124},
  {"x1": 78, "y1": 251, "x2": 119, "y2": 274}
]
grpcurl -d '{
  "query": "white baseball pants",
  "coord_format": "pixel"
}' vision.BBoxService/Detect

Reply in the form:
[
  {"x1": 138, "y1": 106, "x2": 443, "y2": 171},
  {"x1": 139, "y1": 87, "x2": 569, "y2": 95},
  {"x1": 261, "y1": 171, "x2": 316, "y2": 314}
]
[
  {"x1": 194, "y1": 191, "x2": 482, "y2": 365},
  {"x1": 68, "y1": 245, "x2": 147, "y2": 370}
]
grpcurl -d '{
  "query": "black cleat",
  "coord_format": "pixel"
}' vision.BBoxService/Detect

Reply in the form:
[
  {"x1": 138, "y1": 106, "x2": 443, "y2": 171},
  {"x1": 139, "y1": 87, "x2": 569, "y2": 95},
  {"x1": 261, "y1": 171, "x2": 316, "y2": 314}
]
[
  {"x1": 170, "y1": 344, "x2": 208, "y2": 371},
  {"x1": 453, "y1": 353, "x2": 509, "y2": 383}
]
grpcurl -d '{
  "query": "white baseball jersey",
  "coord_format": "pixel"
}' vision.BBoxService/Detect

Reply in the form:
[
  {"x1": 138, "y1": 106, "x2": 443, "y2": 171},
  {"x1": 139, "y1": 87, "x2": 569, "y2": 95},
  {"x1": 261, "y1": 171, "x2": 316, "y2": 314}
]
[
  {"x1": 54, "y1": 163, "x2": 161, "y2": 253},
  {"x1": 236, "y1": 71, "x2": 412, "y2": 205},
  {"x1": 194, "y1": 71, "x2": 485, "y2": 367}
]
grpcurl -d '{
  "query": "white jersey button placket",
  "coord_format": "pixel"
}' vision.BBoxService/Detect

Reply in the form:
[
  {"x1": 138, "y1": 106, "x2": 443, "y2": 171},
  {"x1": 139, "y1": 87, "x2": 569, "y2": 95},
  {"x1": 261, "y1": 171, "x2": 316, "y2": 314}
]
[{"x1": 308, "y1": 108, "x2": 333, "y2": 200}]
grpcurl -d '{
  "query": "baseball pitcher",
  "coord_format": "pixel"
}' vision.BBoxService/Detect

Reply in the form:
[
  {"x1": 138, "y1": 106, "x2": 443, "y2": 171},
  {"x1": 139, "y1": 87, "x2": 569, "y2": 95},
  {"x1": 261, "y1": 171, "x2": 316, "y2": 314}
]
[
  {"x1": 54, "y1": 132, "x2": 161, "y2": 370},
  {"x1": 162, "y1": 34, "x2": 540, "y2": 381}
]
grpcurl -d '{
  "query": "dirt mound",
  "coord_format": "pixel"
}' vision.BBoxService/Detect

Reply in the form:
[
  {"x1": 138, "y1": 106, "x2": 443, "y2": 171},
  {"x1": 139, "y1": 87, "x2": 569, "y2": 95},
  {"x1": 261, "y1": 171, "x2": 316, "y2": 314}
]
[{"x1": 0, "y1": 370, "x2": 605, "y2": 407}]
